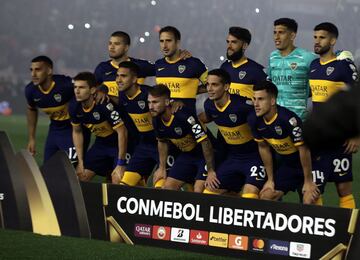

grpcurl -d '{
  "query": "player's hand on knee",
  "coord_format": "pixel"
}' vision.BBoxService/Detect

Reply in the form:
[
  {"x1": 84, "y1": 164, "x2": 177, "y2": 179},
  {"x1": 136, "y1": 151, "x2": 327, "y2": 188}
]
[
  {"x1": 302, "y1": 181, "x2": 320, "y2": 204},
  {"x1": 259, "y1": 180, "x2": 275, "y2": 199},
  {"x1": 205, "y1": 170, "x2": 220, "y2": 190},
  {"x1": 111, "y1": 165, "x2": 125, "y2": 184},
  {"x1": 153, "y1": 168, "x2": 167, "y2": 186}
]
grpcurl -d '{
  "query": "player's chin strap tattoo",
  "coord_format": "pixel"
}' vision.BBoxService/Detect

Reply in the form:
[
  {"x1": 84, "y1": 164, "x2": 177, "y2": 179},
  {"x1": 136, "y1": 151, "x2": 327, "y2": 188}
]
[{"x1": 200, "y1": 137, "x2": 215, "y2": 171}]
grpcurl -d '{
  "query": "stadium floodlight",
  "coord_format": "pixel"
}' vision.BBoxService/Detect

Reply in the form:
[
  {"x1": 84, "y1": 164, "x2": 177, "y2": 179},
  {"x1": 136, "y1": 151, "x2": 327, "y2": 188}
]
[
  {"x1": 255, "y1": 8, "x2": 260, "y2": 13},
  {"x1": 139, "y1": 37, "x2": 145, "y2": 43},
  {"x1": 67, "y1": 24, "x2": 74, "y2": 30},
  {"x1": 151, "y1": 0, "x2": 156, "y2": 6},
  {"x1": 144, "y1": 31, "x2": 150, "y2": 37},
  {"x1": 84, "y1": 23, "x2": 91, "y2": 29},
  {"x1": 220, "y1": 56, "x2": 225, "y2": 61}
]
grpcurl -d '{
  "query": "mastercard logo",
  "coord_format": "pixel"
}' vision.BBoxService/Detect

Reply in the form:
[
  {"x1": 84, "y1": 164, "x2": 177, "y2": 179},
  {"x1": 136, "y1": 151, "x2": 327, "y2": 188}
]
[{"x1": 252, "y1": 239, "x2": 265, "y2": 249}]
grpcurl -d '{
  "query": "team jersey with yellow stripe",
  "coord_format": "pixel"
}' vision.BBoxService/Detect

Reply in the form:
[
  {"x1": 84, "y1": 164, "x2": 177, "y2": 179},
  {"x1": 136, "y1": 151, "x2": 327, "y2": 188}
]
[
  {"x1": 69, "y1": 100, "x2": 124, "y2": 143},
  {"x1": 24, "y1": 75, "x2": 73, "y2": 129},
  {"x1": 220, "y1": 58, "x2": 267, "y2": 99},
  {"x1": 94, "y1": 57, "x2": 155, "y2": 97},
  {"x1": 155, "y1": 56, "x2": 207, "y2": 111},
  {"x1": 119, "y1": 85, "x2": 156, "y2": 143},
  {"x1": 309, "y1": 58, "x2": 358, "y2": 110},
  {"x1": 153, "y1": 108, "x2": 208, "y2": 153},
  {"x1": 204, "y1": 94, "x2": 257, "y2": 153},
  {"x1": 248, "y1": 106, "x2": 304, "y2": 165}
]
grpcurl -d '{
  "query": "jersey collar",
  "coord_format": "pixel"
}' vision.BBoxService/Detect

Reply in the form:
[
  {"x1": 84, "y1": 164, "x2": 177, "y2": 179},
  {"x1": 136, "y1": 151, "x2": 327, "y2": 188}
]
[
  {"x1": 264, "y1": 112, "x2": 278, "y2": 125},
  {"x1": 38, "y1": 80, "x2": 55, "y2": 94},
  {"x1": 232, "y1": 58, "x2": 248, "y2": 68}
]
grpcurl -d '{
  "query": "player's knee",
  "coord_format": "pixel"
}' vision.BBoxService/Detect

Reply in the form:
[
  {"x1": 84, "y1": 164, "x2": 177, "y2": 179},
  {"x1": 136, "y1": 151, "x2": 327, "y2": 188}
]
[
  {"x1": 163, "y1": 178, "x2": 183, "y2": 191},
  {"x1": 336, "y1": 182, "x2": 352, "y2": 197},
  {"x1": 260, "y1": 189, "x2": 281, "y2": 201},
  {"x1": 193, "y1": 181, "x2": 205, "y2": 193},
  {"x1": 79, "y1": 170, "x2": 95, "y2": 182}
]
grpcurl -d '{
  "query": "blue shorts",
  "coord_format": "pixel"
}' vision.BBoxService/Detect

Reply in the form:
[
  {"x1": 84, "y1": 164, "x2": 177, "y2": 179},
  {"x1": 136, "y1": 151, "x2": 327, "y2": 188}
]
[
  {"x1": 44, "y1": 126, "x2": 76, "y2": 163},
  {"x1": 168, "y1": 152, "x2": 207, "y2": 184},
  {"x1": 216, "y1": 153, "x2": 266, "y2": 193},
  {"x1": 320, "y1": 150, "x2": 353, "y2": 183},
  {"x1": 275, "y1": 161, "x2": 328, "y2": 194},
  {"x1": 126, "y1": 143, "x2": 158, "y2": 177},
  {"x1": 84, "y1": 138, "x2": 118, "y2": 176}
]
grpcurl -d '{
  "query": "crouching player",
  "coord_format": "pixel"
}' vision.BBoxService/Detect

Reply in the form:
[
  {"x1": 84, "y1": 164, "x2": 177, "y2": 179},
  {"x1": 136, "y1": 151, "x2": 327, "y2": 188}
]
[
  {"x1": 148, "y1": 84, "x2": 216, "y2": 192},
  {"x1": 199, "y1": 69, "x2": 266, "y2": 197},
  {"x1": 70, "y1": 72, "x2": 128, "y2": 183},
  {"x1": 248, "y1": 80, "x2": 324, "y2": 204}
]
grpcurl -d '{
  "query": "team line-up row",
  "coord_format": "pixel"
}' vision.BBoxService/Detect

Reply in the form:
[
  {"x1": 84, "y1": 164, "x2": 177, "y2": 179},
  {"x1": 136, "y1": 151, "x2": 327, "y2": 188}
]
[{"x1": 25, "y1": 18, "x2": 359, "y2": 208}]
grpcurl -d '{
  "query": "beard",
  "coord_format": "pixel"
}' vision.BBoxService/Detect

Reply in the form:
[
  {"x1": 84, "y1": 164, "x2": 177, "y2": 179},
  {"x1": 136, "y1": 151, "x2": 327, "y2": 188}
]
[
  {"x1": 227, "y1": 48, "x2": 244, "y2": 61},
  {"x1": 314, "y1": 45, "x2": 331, "y2": 55}
]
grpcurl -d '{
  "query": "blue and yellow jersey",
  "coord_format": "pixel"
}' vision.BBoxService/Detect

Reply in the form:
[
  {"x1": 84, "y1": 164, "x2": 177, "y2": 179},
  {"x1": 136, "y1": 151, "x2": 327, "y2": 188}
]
[
  {"x1": 24, "y1": 75, "x2": 73, "y2": 129},
  {"x1": 155, "y1": 56, "x2": 207, "y2": 110},
  {"x1": 94, "y1": 57, "x2": 155, "y2": 97},
  {"x1": 309, "y1": 58, "x2": 358, "y2": 110},
  {"x1": 268, "y1": 48, "x2": 317, "y2": 121},
  {"x1": 69, "y1": 100, "x2": 124, "y2": 144},
  {"x1": 153, "y1": 108, "x2": 208, "y2": 153},
  {"x1": 204, "y1": 94, "x2": 257, "y2": 154},
  {"x1": 220, "y1": 58, "x2": 267, "y2": 99},
  {"x1": 248, "y1": 106, "x2": 304, "y2": 166},
  {"x1": 119, "y1": 85, "x2": 156, "y2": 143}
]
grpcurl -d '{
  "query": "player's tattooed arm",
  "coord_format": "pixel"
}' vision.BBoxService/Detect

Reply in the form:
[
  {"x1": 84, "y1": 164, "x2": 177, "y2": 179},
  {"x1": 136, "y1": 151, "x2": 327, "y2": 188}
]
[{"x1": 201, "y1": 138, "x2": 220, "y2": 189}]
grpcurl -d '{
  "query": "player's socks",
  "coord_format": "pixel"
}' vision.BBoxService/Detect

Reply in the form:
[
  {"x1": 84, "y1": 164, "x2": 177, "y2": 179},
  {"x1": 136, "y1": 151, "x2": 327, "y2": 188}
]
[
  {"x1": 203, "y1": 188, "x2": 220, "y2": 195},
  {"x1": 120, "y1": 171, "x2": 142, "y2": 186},
  {"x1": 314, "y1": 196, "x2": 323, "y2": 206},
  {"x1": 154, "y1": 178, "x2": 165, "y2": 188},
  {"x1": 339, "y1": 194, "x2": 356, "y2": 209},
  {"x1": 241, "y1": 193, "x2": 259, "y2": 199}
]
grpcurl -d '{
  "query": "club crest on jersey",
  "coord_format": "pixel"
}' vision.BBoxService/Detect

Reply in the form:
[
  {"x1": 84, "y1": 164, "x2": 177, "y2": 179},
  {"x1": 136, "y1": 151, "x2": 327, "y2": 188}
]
[
  {"x1": 239, "y1": 71, "x2": 246, "y2": 79},
  {"x1": 229, "y1": 114, "x2": 237, "y2": 122},
  {"x1": 53, "y1": 93, "x2": 62, "y2": 102},
  {"x1": 326, "y1": 67, "x2": 335, "y2": 76},
  {"x1": 93, "y1": 112, "x2": 100, "y2": 120},
  {"x1": 275, "y1": 126, "x2": 282, "y2": 135},
  {"x1": 178, "y1": 65, "x2": 186, "y2": 74},
  {"x1": 290, "y1": 62, "x2": 297, "y2": 70},
  {"x1": 174, "y1": 127, "x2": 182, "y2": 135},
  {"x1": 138, "y1": 101, "x2": 146, "y2": 110},
  {"x1": 106, "y1": 103, "x2": 114, "y2": 111}
]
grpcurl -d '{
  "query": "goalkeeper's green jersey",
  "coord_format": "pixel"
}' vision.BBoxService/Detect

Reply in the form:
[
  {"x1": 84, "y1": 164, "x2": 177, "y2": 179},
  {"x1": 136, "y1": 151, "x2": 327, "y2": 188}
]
[{"x1": 268, "y1": 47, "x2": 317, "y2": 121}]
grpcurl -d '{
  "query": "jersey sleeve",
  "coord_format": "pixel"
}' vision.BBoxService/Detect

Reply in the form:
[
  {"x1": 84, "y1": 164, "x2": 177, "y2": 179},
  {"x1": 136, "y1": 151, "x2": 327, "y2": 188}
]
[
  {"x1": 247, "y1": 112, "x2": 263, "y2": 142},
  {"x1": 68, "y1": 100, "x2": 81, "y2": 126},
  {"x1": 102, "y1": 102, "x2": 124, "y2": 129},
  {"x1": 180, "y1": 109, "x2": 208, "y2": 143},
  {"x1": 341, "y1": 60, "x2": 359, "y2": 85},
  {"x1": 139, "y1": 60, "x2": 156, "y2": 78},
  {"x1": 94, "y1": 63, "x2": 105, "y2": 85},
  {"x1": 285, "y1": 113, "x2": 304, "y2": 146},
  {"x1": 24, "y1": 84, "x2": 36, "y2": 108},
  {"x1": 195, "y1": 58, "x2": 208, "y2": 85}
]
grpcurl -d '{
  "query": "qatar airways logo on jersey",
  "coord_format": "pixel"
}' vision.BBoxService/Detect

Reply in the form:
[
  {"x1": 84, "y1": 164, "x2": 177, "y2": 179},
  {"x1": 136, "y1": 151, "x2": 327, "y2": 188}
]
[{"x1": 272, "y1": 75, "x2": 292, "y2": 84}]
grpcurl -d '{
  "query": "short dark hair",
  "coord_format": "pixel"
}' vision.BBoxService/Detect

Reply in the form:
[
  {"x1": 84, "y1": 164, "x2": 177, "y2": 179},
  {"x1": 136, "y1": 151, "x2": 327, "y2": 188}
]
[
  {"x1": 31, "y1": 56, "x2": 53, "y2": 68},
  {"x1": 159, "y1": 26, "x2": 181, "y2": 41},
  {"x1": 148, "y1": 84, "x2": 171, "y2": 98},
  {"x1": 229, "y1": 27, "x2": 251, "y2": 44},
  {"x1": 274, "y1": 18, "x2": 298, "y2": 33},
  {"x1": 73, "y1": 72, "x2": 97, "y2": 88},
  {"x1": 111, "y1": 31, "x2": 131, "y2": 45},
  {"x1": 118, "y1": 61, "x2": 139, "y2": 76},
  {"x1": 253, "y1": 80, "x2": 278, "y2": 98},
  {"x1": 314, "y1": 22, "x2": 339, "y2": 38},
  {"x1": 208, "y1": 69, "x2": 231, "y2": 85}
]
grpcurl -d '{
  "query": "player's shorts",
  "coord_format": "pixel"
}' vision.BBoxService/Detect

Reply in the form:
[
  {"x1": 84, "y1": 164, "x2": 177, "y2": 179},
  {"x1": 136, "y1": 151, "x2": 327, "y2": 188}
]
[
  {"x1": 44, "y1": 125, "x2": 91, "y2": 165},
  {"x1": 275, "y1": 162, "x2": 327, "y2": 194},
  {"x1": 84, "y1": 138, "x2": 118, "y2": 176},
  {"x1": 126, "y1": 143, "x2": 158, "y2": 177},
  {"x1": 168, "y1": 152, "x2": 207, "y2": 184},
  {"x1": 321, "y1": 149, "x2": 353, "y2": 183},
  {"x1": 216, "y1": 152, "x2": 266, "y2": 193}
]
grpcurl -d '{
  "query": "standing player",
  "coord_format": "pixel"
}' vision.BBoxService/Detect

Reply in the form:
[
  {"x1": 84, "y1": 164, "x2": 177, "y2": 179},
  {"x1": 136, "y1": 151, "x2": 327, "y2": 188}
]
[
  {"x1": 25, "y1": 56, "x2": 78, "y2": 164},
  {"x1": 199, "y1": 69, "x2": 266, "y2": 197},
  {"x1": 148, "y1": 84, "x2": 216, "y2": 192},
  {"x1": 220, "y1": 27, "x2": 267, "y2": 99},
  {"x1": 155, "y1": 26, "x2": 208, "y2": 115},
  {"x1": 309, "y1": 22, "x2": 359, "y2": 208},
  {"x1": 94, "y1": 31, "x2": 155, "y2": 99},
  {"x1": 268, "y1": 18, "x2": 317, "y2": 121},
  {"x1": 70, "y1": 72, "x2": 127, "y2": 183},
  {"x1": 249, "y1": 80, "x2": 322, "y2": 204}
]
